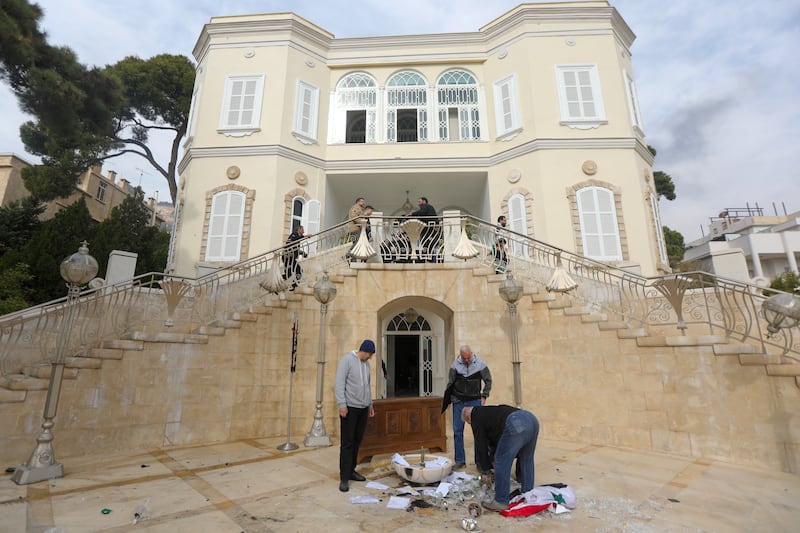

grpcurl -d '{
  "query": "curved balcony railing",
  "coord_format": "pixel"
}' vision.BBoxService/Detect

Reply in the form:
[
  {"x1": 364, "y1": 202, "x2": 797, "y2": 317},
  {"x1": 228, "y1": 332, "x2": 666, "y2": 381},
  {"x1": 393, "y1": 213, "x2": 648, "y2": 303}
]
[{"x1": 1, "y1": 214, "x2": 797, "y2": 380}]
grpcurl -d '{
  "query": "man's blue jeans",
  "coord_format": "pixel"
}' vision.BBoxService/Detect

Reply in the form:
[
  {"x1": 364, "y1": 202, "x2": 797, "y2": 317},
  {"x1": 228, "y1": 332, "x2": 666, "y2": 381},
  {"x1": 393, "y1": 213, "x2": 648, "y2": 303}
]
[
  {"x1": 493, "y1": 410, "x2": 539, "y2": 505},
  {"x1": 452, "y1": 399, "x2": 482, "y2": 464}
]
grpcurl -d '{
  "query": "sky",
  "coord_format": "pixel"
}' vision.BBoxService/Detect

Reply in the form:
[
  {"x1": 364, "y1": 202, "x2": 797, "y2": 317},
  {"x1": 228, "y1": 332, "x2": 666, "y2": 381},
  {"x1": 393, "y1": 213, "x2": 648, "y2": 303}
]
[{"x1": 2, "y1": 0, "x2": 799, "y2": 243}]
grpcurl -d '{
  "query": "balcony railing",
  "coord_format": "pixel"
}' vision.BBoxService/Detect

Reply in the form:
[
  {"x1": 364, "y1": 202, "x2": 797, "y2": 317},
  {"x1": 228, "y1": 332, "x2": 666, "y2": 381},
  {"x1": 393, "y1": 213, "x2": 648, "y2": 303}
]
[{"x1": 1, "y1": 214, "x2": 797, "y2": 379}]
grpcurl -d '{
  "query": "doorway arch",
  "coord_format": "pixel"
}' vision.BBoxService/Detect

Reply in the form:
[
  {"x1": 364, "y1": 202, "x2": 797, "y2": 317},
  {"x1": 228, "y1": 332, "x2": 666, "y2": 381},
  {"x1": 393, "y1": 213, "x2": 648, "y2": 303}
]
[{"x1": 377, "y1": 296, "x2": 454, "y2": 399}]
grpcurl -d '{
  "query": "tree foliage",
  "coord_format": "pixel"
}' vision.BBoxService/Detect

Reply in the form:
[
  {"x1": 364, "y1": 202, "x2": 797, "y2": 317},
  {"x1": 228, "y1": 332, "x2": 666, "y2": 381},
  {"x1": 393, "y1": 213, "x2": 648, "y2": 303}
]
[
  {"x1": 0, "y1": 262, "x2": 33, "y2": 314},
  {"x1": 91, "y1": 188, "x2": 169, "y2": 276},
  {"x1": 0, "y1": 0, "x2": 194, "y2": 204},
  {"x1": 662, "y1": 225, "x2": 685, "y2": 269},
  {"x1": 767, "y1": 272, "x2": 800, "y2": 295},
  {"x1": 0, "y1": 195, "x2": 45, "y2": 254},
  {"x1": 647, "y1": 145, "x2": 677, "y2": 201},
  {"x1": 0, "y1": 197, "x2": 97, "y2": 304}
]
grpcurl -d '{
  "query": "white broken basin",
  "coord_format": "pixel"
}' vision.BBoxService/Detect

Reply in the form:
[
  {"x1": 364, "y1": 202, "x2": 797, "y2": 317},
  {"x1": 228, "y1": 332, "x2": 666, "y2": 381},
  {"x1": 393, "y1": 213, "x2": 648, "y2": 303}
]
[{"x1": 393, "y1": 453, "x2": 453, "y2": 484}]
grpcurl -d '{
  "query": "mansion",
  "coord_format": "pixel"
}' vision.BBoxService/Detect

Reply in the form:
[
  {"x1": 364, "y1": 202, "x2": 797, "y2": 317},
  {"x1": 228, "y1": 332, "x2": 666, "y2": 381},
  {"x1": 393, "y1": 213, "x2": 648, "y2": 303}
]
[{"x1": 169, "y1": 1, "x2": 669, "y2": 277}]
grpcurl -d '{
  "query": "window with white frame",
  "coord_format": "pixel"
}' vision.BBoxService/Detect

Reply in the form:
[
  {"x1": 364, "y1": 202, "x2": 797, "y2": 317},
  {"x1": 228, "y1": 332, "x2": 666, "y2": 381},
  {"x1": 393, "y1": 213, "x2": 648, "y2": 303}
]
[
  {"x1": 555, "y1": 65, "x2": 606, "y2": 128},
  {"x1": 577, "y1": 186, "x2": 622, "y2": 261},
  {"x1": 206, "y1": 190, "x2": 245, "y2": 261},
  {"x1": 623, "y1": 70, "x2": 644, "y2": 133},
  {"x1": 293, "y1": 81, "x2": 319, "y2": 143},
  {"x1": 332, "y1": 72, "x2": 378, "y2": 144},
  {"x1": 386, "y1": 71, "x2": 429, "y2": 143},
  {"x1": 493, "y1": 74, "x2": 521, "y2": 139},
  {"x1": 507, "y1": 193, "x2": 528, "y2": 255},
  {"x1": 436, "y1": 70, "x2": 482, "y2": 141},
  {"x1": 185, "y1": 83, "x2": 201, "y2": 142},
  {"x1": 96, "y1": 181, "x2": 107, "y2": 202},
  {"x1": 219, "y1": 74, "x2": 265, "y2": 135},
  {"x1": 649, "y1": 193, "x2": 668, "y2": 265},
  {"x1": 289, "y1": 196, "x2": 320, "y2": 254}
]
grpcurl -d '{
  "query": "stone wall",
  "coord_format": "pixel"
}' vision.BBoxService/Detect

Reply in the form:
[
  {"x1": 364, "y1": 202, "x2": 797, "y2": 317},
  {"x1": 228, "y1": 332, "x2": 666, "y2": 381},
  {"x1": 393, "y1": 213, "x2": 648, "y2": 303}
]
[{"x1": 2, "y1": 265, "x2": 798, "y2": 473}]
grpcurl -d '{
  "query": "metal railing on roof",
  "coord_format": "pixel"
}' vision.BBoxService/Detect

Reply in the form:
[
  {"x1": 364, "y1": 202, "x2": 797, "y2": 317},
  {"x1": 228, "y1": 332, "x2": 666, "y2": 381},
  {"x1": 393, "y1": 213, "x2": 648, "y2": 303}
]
[{"x1": 1, "y1": 214, "x2": 797, "y2": 378}]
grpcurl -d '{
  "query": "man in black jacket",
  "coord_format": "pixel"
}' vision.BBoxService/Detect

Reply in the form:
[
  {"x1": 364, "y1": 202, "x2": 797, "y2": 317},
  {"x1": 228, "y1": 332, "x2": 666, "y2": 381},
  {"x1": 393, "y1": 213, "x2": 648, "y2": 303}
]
[
  {"x1": 444, "y1": 345, "x2": 492, "y2": 469},
  {"x1": 463, "y1": 404, "x2": 539, "y2": 512}
]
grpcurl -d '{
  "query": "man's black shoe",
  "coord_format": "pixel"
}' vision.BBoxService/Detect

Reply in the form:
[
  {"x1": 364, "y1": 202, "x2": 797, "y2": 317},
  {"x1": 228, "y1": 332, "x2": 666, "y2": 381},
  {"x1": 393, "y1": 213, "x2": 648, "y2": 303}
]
[
  {"x1": 350, "y1": 471, "x2": 366, "y2": 482},
  {"x1": 339, "y1": 480, "x2": 349, "y2": 492}
]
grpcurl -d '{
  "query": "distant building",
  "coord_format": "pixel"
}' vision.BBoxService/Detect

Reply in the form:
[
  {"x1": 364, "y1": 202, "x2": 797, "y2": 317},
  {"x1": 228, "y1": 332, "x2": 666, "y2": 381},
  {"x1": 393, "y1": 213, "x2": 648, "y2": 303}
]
[
  {"x1": 0, "y1": 153, "x2": 165, "y2": 227},
  {"x1": 682, "y1": 206, "x2": 800, "y2": 285}
]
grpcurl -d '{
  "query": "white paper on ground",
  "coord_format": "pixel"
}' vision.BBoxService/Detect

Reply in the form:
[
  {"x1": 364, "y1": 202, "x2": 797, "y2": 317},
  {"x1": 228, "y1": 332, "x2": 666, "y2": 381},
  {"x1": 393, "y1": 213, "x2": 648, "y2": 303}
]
[
  {"x1": 350, "y1": 495, "x2": 381, "y2": 504},
  {"x1": 392, "y1": 453, "x2": 410, "y2": 466},
  {"x1": 396, "y1": 485, "x2": 420, "y2": 496},
  {"x1": 436, "y1": 482, "x2": 452, "y2": 496},
  {"x1": 424, "y1": 456, "x2": 450, "y2": 468},
  {"x1": 365, "y1": 481, "x2": 389, "y2": 490},
  {"x1": 554, "y1": 503, "x2": 571, "y2": 514},
  {"x1": 386, "y1": 496, "x2": 410, "y2": 509}
]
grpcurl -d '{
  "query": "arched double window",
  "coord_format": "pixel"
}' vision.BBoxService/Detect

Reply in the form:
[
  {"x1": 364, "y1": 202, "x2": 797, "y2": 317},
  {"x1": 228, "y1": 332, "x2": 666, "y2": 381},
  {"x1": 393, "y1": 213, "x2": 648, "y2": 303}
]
[
  {"x1": 386, "y1": 71, "x2": 429, "y2": 142},
  {"x1": 436, "y1": 70, "x2": 481, "y2": 141},
  {"x1": 332, "y1": 72, "x2": 378, "y2": 144}
]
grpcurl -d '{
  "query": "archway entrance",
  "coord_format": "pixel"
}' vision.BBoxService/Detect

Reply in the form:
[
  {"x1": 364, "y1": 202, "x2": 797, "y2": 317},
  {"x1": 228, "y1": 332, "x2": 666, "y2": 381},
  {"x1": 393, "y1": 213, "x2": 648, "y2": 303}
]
[{"x1": 379, "y1": 300, "x2": 451, "y2": 399}]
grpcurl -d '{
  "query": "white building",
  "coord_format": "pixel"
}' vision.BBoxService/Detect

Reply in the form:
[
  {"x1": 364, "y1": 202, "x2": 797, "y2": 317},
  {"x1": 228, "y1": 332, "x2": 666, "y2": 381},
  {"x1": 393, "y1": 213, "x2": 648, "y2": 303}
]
[
  {"x1": 169, "y1": 1, "x2": 669, "y2": 277},
  {"x1": 683, "y1": 206, "x2": 800, "y2": 285}
]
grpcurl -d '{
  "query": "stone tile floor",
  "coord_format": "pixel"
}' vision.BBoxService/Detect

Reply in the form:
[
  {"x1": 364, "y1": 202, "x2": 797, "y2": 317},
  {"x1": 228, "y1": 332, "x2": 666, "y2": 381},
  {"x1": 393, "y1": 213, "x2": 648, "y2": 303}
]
[{"x1": 2, "y1": 436, "x2": 798, "y2": 532}]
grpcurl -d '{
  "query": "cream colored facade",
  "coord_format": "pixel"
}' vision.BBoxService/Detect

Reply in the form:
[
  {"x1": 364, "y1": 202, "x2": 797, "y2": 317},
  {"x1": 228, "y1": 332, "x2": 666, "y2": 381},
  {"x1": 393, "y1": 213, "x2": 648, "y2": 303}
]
[{"x1": 172, "y1": 1, "x2": 669, "y2": 277}]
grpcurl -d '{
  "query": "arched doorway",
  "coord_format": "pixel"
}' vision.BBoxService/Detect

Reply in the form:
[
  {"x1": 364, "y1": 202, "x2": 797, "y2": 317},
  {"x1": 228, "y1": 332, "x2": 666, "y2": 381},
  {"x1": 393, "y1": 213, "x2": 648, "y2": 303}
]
[{"x1": 378, "y1": 298, "x2": 452, "y2": 399}]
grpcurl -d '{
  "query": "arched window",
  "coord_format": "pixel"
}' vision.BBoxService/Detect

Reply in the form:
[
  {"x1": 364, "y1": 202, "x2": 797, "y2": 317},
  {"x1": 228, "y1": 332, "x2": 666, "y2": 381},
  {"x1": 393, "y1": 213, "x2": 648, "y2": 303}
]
[
  {"x1": 206, "y1": 190, "x2": 245, "y2": 261},
  {"x1": 507, "y1": 193, "x2": 528, "y2": 255},
  {"x1": 577, "y1": 186, "x2": 622, "y2": 261},
  {"x1": 332, "y1": 72, "x2": 378, "y2": 144},
  {"x1": 386, "y1": 71, "x2": 428, "y2": 142},
  {"x1": 287, "y1": 195, "x2": 320, "y2": 254},
  {"x1": 436, "y1": 70, "x2": 481, "y2": 141}
]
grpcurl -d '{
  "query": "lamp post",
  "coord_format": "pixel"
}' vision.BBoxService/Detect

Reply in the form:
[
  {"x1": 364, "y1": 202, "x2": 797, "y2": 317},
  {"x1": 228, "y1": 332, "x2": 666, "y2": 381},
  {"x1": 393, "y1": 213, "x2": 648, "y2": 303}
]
[
  {"x1": 13, "y1": 241, "x2": 98, "y2": 484},
  {"x1": 762, "y1": 293, "x2": 800, "y2": 337},
  {"x1": 498, "y1": 273, "x2": 524, "y2": 408},
  {"x1": 305, "y1": 273, "x2": 337, "y2": 447}
]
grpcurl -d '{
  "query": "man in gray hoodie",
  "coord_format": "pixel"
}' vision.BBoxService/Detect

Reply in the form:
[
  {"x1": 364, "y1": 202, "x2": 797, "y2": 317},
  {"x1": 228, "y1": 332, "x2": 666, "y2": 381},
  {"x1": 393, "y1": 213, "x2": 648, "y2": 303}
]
[{"x1": 334, "y1": 339, "x2": 376, "y2": 492}]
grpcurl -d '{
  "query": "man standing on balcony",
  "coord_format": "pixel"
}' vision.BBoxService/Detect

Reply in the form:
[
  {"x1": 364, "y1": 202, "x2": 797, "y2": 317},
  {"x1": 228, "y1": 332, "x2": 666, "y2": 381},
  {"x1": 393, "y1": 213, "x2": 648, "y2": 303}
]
[
  {"x1": 409, "y1": 197, "x2": 439, "y2": 261},
  {"x1": 334, "y1": 339, "x2": 376, "y2": 492},
  {"x1": 347, "y1": 197, "x2": 366, "y2": 245},
  {"x1": 443, "y1": 345, "x2": 492, "y2": 470}
]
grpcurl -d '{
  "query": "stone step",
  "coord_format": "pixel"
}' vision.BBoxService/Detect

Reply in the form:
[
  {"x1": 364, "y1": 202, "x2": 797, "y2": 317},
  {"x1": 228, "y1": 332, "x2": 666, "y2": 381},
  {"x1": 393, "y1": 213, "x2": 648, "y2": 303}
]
[
  {"x1": 617, "y1": 328, "x2": 650, "y2": 339},
  {"x1": 598, "y1": 321, "x2": 629, "y2": 331},
  {"x1": 23, "y1": 364, "x2": 79, "y2": 380},
  {"x1": 713, "y1": 344, "x2": 759, "y2": 356},
  {"x1": 248, "y1": 305, "x2": 274, "y2": 315},
  {"x1": 192, "y1": 325, "x2": 226, "y2": 336},
  {"x1": 564, "y1": 306, "x2": 593, "y2": 316},
  {"x1": 65, "y1": 357, "x2": 103, "y2": 369},
  {"x1": 101, "y1": 339, "x2": 144, "y2": 351},
  {"x1": 0, "y1": 374, "x2": 48, "y2": 391},
  {"x1": 636, "y1": 335, "x2": 728, "y2": 348},
  {"x1": 229, "y1": 312, "x2": 258, "y2": 322},
  {"x1": 766, "y1": 363, "x2": 800, "y2": 377},
  {"x1": 739, "y1": 353, "x2": 782, "y2": 365},
  {"x1": 0, "y1": 387, "x2": 27, "y2": 403},
  {"x1": 531, "y1": 293, "x2": 556, "y2": 303},
  {"x1": 581, "y1": 313, "x2": 609, "y2": 323},
  {"x1": 212, "y1": 320, "x2": 242, "y2": 329},
  {"x1": 89, "y1": 348, "x2": 125, "y2": 360},
  {"x1": 547, "y1": 298, "x2": 573, "y2": 310},
  {"x1": 125, "y1": 331, "x2": 209, "y2": 344}
]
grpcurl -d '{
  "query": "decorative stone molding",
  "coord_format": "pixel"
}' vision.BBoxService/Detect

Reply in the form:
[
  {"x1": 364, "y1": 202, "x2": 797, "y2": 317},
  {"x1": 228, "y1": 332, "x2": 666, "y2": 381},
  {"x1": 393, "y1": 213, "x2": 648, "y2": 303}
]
[
  {"x1": 500, "y1": 187, "x2": 534, "y2": 237},
  {"x1": 226, "y1": 165, "x2": 241, "y2": 180},
  {"x1": 565, "y1": 37, "x2": 576, "y2": 46},
  {"x1": 497, "y1": 47, "x2": 508, "y2": 59},
  {"x1": 283, "y1": 188, "x2": 311, "y2": 237},
  {"x1": 244, "y1": 49, "x2": 255, "y2": 58},
  {"x1": 507, "y1": 169, "x2": 522, "y2": 183},
  {"x1": 294, "y1": 171, "x2": 308, "y2": 186},
  {"x1": 582, "y1": 160, "x2": 597, "y2": 176}
]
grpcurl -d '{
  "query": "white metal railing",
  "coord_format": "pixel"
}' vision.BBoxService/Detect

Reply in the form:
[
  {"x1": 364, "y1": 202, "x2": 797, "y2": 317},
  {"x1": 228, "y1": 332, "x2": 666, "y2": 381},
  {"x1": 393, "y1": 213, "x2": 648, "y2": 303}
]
[{"x1": 1, "y1": 214, "x2": 797, "y2": 379}]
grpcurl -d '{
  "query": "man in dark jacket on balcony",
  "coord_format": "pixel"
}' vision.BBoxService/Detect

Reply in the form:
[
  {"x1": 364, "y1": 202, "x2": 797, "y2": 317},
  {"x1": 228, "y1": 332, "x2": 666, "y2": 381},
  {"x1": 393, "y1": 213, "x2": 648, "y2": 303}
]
[{"x1": 444, "y1": 345, "x2": 492, "y2": 469}]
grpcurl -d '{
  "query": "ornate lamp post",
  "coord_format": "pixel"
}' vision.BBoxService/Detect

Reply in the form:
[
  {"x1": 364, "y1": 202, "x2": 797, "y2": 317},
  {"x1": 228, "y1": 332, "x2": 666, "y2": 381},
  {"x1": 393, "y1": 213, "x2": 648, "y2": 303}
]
[
  {"x1": 304, "y1": 273, "x2": 337, "y2": 447},
  {"x1": 498, "y1": 273, "x2": 524, "y2": 407},
  {"x1": 762, "y1": 293, "x2": 800, "y2": 337},
  {"x1": 13, "y1": 241, "x2": 98, "y2": 484}
]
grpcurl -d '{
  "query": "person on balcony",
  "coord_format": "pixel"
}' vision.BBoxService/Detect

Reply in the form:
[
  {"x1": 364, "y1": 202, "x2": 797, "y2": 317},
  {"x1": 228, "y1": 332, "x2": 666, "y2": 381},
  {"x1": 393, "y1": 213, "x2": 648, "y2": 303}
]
[
  {"x1": 347, "y1": 197, "x2": 366, "y2": 245},
  {"x1": 408, "y1": 197, "x2": 440, "y2": 262},
  {"x1": 442, "y1": 345, "x2": 492, "y2": 470},
  {"x1": 283, "y1": 225, "x2": 308, "y2": 290}
]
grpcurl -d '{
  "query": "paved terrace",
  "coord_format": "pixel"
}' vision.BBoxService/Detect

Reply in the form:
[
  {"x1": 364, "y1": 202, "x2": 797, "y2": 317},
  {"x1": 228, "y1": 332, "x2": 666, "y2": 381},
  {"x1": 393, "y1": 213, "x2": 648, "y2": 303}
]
[{"x1": 2, "y1": 430, "x2": 798, "y2": 533}]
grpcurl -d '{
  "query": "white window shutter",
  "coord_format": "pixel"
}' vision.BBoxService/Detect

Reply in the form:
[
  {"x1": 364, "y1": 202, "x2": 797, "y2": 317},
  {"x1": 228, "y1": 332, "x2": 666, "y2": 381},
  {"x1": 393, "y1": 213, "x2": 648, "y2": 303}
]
[
  {"x1": 508, "y1": 193, "x2": 527, "y2": 256},
  {"x1": 306, "y1": 200, "x2": 321, "y2": 255}
]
